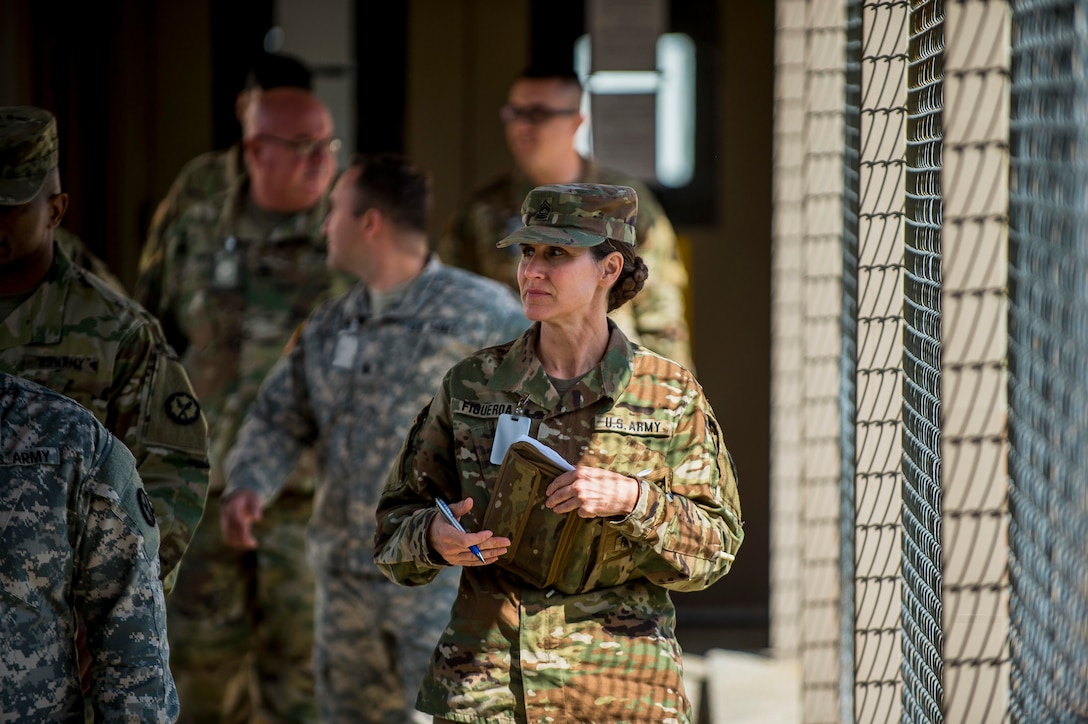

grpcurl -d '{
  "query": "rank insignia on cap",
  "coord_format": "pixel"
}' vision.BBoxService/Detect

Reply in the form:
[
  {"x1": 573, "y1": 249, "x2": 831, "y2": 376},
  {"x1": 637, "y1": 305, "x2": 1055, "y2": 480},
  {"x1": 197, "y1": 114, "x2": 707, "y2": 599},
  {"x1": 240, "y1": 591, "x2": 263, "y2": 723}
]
[
  {"x1": 534, "y1": 198, "x2": 552, "y2": 219},
  {"x1": 165, "y1": 392, "x2": 201, "y2": 425},
  {"x1": 137, "y1": 488, "x2": 156, "y2": 527}
]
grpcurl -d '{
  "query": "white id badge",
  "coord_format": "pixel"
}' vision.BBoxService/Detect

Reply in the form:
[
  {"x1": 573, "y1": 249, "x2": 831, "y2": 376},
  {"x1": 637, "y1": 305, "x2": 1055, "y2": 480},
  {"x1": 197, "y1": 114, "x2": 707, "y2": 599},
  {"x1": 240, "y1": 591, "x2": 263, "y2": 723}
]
[
  {"x1": 211, "y1": 249, "x2": 243, "y2": 290},
  {"x1": 491, "y1": 413, "x2": 532, "y2": 464},
  {"x1": 332, "y1": 330, "x2": 359, "y2": 369}
]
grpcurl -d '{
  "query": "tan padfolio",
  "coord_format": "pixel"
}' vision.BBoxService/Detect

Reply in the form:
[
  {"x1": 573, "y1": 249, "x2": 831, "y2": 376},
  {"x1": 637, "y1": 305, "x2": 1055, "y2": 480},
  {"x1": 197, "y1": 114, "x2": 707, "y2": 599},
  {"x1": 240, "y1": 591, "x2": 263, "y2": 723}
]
[{"x1": 481, "y1": 439, "x2": 583, "y2": 591}]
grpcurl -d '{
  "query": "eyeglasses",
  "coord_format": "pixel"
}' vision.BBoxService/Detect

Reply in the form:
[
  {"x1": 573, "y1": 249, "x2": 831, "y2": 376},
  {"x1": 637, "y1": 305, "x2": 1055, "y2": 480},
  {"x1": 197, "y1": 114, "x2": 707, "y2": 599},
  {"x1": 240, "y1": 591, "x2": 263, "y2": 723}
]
[
  {"x1": 499, "y1": 104, "x2": 580, "y2": 125},
  {"x1": 255, "y1": 134, "x2": 342, "y2": 158}
]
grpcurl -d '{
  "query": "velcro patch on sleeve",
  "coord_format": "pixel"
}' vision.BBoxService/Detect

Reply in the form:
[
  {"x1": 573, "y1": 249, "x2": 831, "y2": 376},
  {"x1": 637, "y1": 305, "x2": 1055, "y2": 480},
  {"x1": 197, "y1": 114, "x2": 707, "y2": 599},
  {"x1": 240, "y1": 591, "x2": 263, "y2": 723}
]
[
  {"x1": 0, "y1": 447, "x2": 60, "y2": 466},
  {"x1": 142, "y1": 353, "x2": 208, "y2": 457},
  {"x1": 594, "y1": 414, "x2": 674, "y2": 437},
  {"x1": 452, "y1": 398, "x2": 517, "y2": 419}
]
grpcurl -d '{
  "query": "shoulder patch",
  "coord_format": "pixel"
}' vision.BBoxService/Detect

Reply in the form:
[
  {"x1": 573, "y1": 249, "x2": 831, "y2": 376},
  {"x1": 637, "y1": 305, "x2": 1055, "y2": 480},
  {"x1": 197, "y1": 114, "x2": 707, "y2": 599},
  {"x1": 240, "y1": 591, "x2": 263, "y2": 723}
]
[
  {"x1": 141, "y1": 354, "x2": 208, "y2": 458},
  {"x1": 137, "y1": 488, "x2": 157, "y2": 527},
  {"x1": 165, "y1": 391, "x2": 201, "y2": 425}
]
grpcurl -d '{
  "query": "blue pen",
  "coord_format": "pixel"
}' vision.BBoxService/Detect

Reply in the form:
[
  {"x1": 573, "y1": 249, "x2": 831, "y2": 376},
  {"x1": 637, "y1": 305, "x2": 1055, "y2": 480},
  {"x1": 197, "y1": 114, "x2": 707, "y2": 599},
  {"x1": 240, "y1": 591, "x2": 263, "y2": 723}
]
[{"x1": 435, "y1": 498, "x2": 486, "y2": 564}]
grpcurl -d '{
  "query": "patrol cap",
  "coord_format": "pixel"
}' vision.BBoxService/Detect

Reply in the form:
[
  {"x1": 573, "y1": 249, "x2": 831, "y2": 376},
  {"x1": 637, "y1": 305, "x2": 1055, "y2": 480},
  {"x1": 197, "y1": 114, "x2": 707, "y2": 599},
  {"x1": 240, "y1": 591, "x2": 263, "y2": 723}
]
[
  {"x1": 0, "y1": 106, "x2": 59, "y2": 206},
  {"x1": 496, "y1": 183, "x2": 638, "y2": 248}
]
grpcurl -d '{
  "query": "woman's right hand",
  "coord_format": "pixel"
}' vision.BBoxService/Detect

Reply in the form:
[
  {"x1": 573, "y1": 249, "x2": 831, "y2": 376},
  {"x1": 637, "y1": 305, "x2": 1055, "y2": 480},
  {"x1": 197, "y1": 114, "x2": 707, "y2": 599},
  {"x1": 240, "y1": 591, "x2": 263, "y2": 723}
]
[{"x1": 427, "y1": 497, "x2": 511, "y2": 566}]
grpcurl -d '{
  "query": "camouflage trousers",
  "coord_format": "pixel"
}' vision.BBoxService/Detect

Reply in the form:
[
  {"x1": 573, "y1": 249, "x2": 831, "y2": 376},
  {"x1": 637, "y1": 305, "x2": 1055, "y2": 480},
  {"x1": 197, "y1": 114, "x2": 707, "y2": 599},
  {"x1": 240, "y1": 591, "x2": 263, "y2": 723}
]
[
  {"x1": 167, "y1": 492, "x2": 317, "y2": 724},
  {"x1": 314, "y1": 567, "x2": 459, "y2": 724}
]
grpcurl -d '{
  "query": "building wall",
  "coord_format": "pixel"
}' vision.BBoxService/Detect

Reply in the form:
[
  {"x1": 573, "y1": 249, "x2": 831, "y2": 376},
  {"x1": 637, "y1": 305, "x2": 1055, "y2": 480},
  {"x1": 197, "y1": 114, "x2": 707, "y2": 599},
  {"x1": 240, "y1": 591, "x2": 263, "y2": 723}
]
[{"x1": 0, "y1": 0, "x2": 777, "y2": 653}]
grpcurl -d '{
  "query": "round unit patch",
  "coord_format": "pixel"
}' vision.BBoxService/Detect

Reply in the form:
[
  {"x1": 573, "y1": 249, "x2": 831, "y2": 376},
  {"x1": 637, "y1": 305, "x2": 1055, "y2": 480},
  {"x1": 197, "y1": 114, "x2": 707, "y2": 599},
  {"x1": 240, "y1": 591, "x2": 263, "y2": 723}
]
[
  {"x1": 165, "y1": 392, "x2": 201, "y2": 425},
  {"x1": 137, "y1": 488, "x2": 156, "y2": 527}
]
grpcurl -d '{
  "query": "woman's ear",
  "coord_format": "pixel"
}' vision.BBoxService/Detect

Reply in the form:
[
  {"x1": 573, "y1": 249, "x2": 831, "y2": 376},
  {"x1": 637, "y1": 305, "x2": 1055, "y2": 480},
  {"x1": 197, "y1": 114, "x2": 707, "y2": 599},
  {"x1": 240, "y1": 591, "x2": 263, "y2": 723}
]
[{"x1": 599, "y1": 251, "x2": 623, "y2": 285}]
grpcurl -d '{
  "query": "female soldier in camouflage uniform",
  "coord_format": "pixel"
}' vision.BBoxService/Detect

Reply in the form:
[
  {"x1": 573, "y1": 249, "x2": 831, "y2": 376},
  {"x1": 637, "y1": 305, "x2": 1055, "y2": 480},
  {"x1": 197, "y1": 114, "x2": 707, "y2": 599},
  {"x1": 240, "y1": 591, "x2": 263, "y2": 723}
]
[{"x1": 375, "y1": 183, "x2": 744, "y2": 723}]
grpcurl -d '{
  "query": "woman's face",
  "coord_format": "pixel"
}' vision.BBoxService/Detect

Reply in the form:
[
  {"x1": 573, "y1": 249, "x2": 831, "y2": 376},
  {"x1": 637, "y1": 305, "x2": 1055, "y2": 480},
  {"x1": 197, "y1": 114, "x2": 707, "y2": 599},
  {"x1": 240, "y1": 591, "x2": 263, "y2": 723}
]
[{"x1": 516, "y1": 243, "x2": 618, "y2": 323}]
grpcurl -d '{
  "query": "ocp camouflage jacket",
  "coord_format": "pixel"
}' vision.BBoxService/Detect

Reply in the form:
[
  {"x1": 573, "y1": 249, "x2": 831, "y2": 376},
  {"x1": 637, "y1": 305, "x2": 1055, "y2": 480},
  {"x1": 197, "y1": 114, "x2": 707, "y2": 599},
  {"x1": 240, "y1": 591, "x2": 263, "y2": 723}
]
[
  {"x1": 0, "y1": 244, "x2": 208, "y2": 589},
  {"x1": 374, "y1": 322, "x2": 743, "y2": 723}
]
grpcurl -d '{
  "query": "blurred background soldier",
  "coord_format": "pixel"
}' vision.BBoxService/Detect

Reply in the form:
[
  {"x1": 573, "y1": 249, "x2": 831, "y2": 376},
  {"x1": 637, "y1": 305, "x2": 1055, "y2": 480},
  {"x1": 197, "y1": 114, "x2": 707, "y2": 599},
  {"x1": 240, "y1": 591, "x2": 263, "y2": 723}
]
[
  {"x1": 0, "y1": 105, "x2": 209, "y2": 594},
  {"x1": 221, "y1": 153, "x2": 527, "y2": 723},
  {"x1": 136, "y1": 52, "x2": 314, "y2": 321},
  {"x1": 0, "y1": 371, "x2": 177, "y2": 722},
  {"x1": 439, "y1": 65, "x2": 694, "y2": 369},
  {"x1": 136, "y1": 86, "x2": 342, "y2": 723}
]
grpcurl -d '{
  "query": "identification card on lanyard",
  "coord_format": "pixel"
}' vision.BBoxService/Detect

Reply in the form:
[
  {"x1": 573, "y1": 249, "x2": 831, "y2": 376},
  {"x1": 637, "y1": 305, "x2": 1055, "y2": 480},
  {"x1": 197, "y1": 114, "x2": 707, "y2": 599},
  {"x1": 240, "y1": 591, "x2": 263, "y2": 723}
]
[
  {"x1": 332, "y1": 318, "x2": 360, "y2": 370},
  {"x1": 210, "y1": 235, "x2": 244, "y2": 291},
  {"x1": 491, "y1": 394, "x2": 532, "y2": 464}
]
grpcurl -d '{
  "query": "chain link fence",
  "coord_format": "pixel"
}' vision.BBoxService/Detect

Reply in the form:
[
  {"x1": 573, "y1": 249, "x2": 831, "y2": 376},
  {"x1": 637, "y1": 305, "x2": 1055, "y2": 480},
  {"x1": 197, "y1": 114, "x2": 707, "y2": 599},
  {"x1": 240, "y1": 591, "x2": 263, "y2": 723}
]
[
  {"x1": 773, "y1": 0, "x2": 1088, "y2": 720},
  {"x1": 900, "y1": 1, "x2": 945, "y2": 721},
  {"x1": 1009, "y1": 0, "x2": 1088, "y2": 719}
]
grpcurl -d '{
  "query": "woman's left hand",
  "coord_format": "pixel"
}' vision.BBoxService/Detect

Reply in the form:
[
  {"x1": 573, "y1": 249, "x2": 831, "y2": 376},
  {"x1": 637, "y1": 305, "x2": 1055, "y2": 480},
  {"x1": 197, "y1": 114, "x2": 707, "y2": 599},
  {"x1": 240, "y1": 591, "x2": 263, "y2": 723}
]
[{"x1": 545, "y1": 466, "x2": 640, "y2": 518}]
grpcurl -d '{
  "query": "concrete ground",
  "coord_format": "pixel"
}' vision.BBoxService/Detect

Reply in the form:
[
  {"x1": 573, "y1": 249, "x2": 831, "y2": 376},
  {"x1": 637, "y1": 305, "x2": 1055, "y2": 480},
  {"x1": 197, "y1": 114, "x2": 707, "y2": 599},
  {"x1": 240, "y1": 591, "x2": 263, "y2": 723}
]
[{"x1": 683, "y1": 649, "x2": 803, "y2": 724}]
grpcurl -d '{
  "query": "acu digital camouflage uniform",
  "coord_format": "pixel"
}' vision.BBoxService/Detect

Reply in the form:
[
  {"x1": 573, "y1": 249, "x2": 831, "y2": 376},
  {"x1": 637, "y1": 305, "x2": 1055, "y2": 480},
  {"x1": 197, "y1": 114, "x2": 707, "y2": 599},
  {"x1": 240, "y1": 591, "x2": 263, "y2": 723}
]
[
  {"x1": 439, "y1": 160, "x2": 694, "y2": 368},
  {"x1": 225, "y1": 257, "x2": 528, "y2": 722},
  {"x1": 0, "y1": 372, "x2": 178, "y2": 721},
  {"x1": 377, "y1": 184, "x2": 742, "y2": 724},
  {"x1": 0, "y1": 240, "x2": 209, "y2": 596},
  {"x1": 137, "y1": 177, "x2": 341, "y2": 723}
]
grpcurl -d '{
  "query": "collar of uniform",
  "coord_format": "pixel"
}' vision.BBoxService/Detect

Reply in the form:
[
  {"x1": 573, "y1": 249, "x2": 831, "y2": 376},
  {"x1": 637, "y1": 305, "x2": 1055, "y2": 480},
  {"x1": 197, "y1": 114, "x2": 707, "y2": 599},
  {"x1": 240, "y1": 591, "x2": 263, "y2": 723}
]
[
  {"x1": 14, "y1": 241, "x2": 75, "y2": 345},
  {"x1": 215, "y1": 176, "x2": 331, "y2": 245},
  {"x1": 345, "y1": 254, "x2": 444, "y2": 321},
  {"x1": 487, "y1": 320, "x2": 634, "y2": 415}
]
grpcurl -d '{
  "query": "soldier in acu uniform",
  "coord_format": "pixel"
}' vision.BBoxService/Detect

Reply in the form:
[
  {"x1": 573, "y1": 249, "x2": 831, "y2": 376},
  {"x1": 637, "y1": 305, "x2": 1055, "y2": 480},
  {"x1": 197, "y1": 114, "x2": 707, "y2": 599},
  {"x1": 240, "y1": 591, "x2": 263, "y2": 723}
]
[
  {"x1": 0, "y1": 105, "x2": 209, "y2": 594},
  {"x1": 220, "y1": 154, "x2": 527, "y2": 723},
  {"x1": 439, "y1": 66, "x2": 695, "y2": 369},
  {"x1": 137, "y1": 87, "x2": 342, "y2": 723},
  {"x1": 0, "y1": 371, "x2": 177, "y2": 721},
  {"x1": 376, "y1": 184, "x2": 743, "y2": 724}
]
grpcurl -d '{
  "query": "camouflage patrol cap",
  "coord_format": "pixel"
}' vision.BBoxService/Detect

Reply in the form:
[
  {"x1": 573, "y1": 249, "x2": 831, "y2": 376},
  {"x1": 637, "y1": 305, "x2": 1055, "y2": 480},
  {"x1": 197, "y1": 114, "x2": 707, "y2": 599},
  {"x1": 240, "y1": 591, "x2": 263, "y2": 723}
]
[
  {"x1": 496, "y1": 183, "x2": 638, "y2": 248},
  {"x1": 0, "y1": 106, "x2": 59, "y2": 206}
]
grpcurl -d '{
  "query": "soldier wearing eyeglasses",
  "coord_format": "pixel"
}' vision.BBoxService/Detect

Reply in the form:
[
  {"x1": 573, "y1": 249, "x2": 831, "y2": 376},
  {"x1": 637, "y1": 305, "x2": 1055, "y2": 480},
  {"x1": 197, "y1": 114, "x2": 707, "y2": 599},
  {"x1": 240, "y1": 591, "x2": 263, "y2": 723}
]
[
  {"x1": 439, "y1": 65, "x2": 695, "y2": 370},
  {"x1": 135, "y1": 86, "x2": 344, "y2": 724},
  {"x1": 136, "y1": 51, "x2": 314, "y2": 310}
]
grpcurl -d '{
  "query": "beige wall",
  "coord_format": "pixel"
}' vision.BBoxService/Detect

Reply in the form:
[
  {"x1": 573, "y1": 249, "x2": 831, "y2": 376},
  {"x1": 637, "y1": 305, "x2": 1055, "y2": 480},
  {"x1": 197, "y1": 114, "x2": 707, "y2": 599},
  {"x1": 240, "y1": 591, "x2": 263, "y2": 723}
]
[
  {"x1": 941, "y1": 2, "x2": 1010, "y2": 719},
  {"x1": 407, "y1": 2, "x2": 530, "y2": 243}
]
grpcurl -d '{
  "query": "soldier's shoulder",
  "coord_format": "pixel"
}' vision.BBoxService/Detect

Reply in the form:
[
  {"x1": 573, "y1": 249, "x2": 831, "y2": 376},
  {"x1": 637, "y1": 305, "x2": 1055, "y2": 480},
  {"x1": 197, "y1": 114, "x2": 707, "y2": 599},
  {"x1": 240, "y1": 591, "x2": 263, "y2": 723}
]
[
  {"x1": 444, "y1": 338, "x2": 515, "y2": 389},
  {"x1": 592, "y1": 166, "x2": 667, "y2": 218},
  {"x1": 303, "y1": 285, "x2": 356, "y2": 332},
  {"x1": 169, "y1": 148, "x2": 234, "y2": 198},
  {"x1": 1, "y1": 373, "x2": 107, "y2": 441},
  {"x1": 433, "y1": 263, "x2": 518, "y2": 301},
  {"x1": 69, "y1": 266, "x2": 170, "y2": 344},
  {"x1": 3, "y1": 371, "x2": 81, "y2": 409},
  {"x1": 592, "y1": 165, "x2": 650, "y2": 192},
  {"x1": 462, "y1": 169, "x2": 517, "y2": 207},
  {"x1": 176, "y1": 148, "x2": 229, "y2": 177},
  {"x1": 631, "y1": 344, "x2": 701, "y2": 391},
  {"x1": 164, "y1": 190, "x2": 229, "y2": 237}
]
